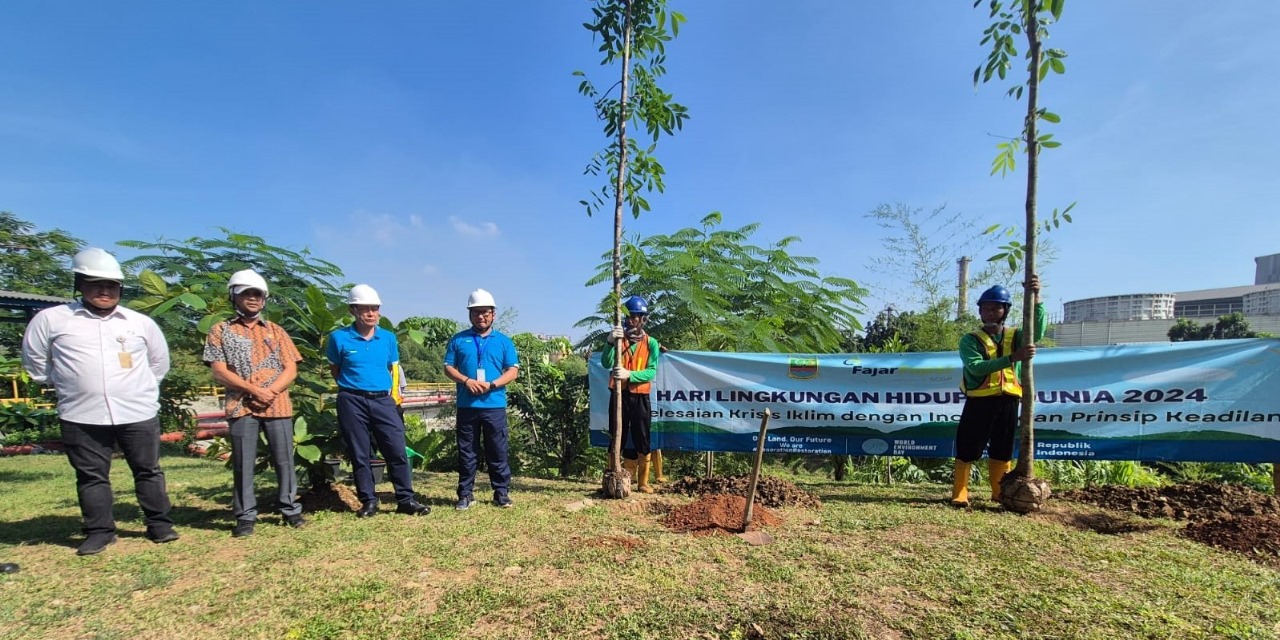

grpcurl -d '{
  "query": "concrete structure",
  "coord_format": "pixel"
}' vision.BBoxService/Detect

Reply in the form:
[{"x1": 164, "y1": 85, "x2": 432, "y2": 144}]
[{"x1": 1051, "y1": 252, "x2": 1280, "y2": 346}]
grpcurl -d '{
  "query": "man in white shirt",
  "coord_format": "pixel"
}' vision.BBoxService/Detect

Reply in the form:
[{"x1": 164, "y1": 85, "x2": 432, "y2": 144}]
[{"x1": 22, "y1": 248, "x2": 178, "y2": 556}]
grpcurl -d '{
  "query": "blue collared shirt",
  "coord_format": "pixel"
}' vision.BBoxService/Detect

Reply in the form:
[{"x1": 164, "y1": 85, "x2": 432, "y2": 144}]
[
  {"x1": 444, "y1": 328, "x2": 519, "y2": 409},
  {"x1": 327, "y1": 325, "x2": 399, "y2": 392}
]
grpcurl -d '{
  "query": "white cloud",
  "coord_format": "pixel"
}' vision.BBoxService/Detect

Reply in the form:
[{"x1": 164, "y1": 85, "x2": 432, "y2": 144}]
[
  {"x1": 349, "y1": 209, "x2": 426, "y2": 245},
  {"x1": 449, "y1": 216, "x2": 499, "y2": 237}
]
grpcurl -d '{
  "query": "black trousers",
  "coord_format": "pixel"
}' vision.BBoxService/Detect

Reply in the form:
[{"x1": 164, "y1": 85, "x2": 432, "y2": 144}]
[
  {"x1": 608, "y1": 390, "x2": 652, "y2": 460},
  {"x1": 955, "y1": 394, "x2": 1020, "y2": 462},
  {"x1": 61, "y1": 417, "x2": 174, "y2": 536}
]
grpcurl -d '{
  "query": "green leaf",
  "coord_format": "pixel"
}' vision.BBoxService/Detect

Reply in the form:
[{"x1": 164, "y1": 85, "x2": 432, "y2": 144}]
[
  {"x1": 177, "y1": 292, "x2": 207, "y2": 310},
  {"x1": 1050, "y1": 58, "x2": 1065, "y2": 74},
  {"x1": 138, "y1": 270, "x2": 169, "y2": 296},
  {"x1": 296, "y1": 444, "x2": 321, "y2": 464},
  {"x1": 1040, "y1": 111, "x2": 1060, "y2": 123},
  {"x1": 982, "y1": 224, "x2": 1002, "y2": 234},
  {"x1": 1041, "y1": 140, "x2": 1061, "y2": 148}
]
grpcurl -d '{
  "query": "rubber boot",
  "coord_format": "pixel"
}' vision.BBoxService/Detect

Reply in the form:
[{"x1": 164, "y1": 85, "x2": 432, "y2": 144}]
[
  {"x1": 622, "y1": 458, "x2": 638, "y2": 487},
  {"x1": 652, "y1": 450, "x2": 667, "y2": 484},
  {"x1": 951, "y1": 460, "x2": 972, "y2": 507},
  {"x1": 989, "y1": 459, "x2": 1013, "y2": 501},
  {"x1": 636, "y1": 454, "x2": 655, "y2": 494}
]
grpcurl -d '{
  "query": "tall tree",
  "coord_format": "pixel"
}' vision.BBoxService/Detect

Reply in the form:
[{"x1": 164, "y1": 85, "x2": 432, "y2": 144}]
[
  {"x1": 975, "y1": 0, "x2": 1070, "y2": 513},
  {"x1": 577, "y1": 0, "x2": 688, "y2": 498}
]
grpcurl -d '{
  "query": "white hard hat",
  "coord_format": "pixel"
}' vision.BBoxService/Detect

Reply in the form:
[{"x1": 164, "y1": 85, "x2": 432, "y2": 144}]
[
  {"x1": 348, "y1": 284, "x2": 382, "y2": 306},
  {"x1": 227, "y1": 269, "x2": 269, "y2": 296},
  {"x1": 466, "y1": 288, "x2": 496, "y2": 308},
  {"x1": 71, "y1": 248, "x2": 124, "y2": 281}
]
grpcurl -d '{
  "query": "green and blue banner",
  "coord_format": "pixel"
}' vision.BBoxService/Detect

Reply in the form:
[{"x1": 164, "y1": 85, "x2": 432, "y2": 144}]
[{"x1": 589, "y1": 338, "x2": 1280, "y2": 462}]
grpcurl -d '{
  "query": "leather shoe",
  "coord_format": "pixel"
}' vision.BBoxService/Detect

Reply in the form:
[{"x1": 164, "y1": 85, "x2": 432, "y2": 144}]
[
  {"x1": 232, "y1": 520, "x2": 255, "y2": 538},
  {"x1": 146, "y1": 527, "x2": 180, "y2": 544},
  {"x1": 396, "y1": 500, "x2": 431, "y2": 516},
  {"x1": 284, "y1": 514, "x2": 307, "y2": 529},
  {"x1": 356, "y1": 501, "x2": 379, "y2": 518},
  {"x1": 77, "y1": 534, "x2": 117, "y2": 556},
  {"x1": 1, "y1": 563, "x2": 20, "y2": 574}
]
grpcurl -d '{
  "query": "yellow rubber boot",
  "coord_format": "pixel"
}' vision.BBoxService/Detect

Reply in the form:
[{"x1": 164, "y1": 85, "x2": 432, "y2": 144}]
[
  {"x1": 652, "y1": 450, "x2": 667, "y2": 483},
  {"x1": 622, "y1": 458, "x2": 638, "y2": 487},
  {"x1": 636, "y1": 454, "x2": 655, "y2": 494},
  {"x1": 951, "y1": 460, "x2": 972, "y2": 507},
  {"x1": 988, "y1": 459, "x2": 1012, "y2": 501}
]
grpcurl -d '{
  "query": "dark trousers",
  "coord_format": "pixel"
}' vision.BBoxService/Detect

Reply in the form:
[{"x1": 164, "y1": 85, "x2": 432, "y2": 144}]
[
  {"x1": 455, "y1": 407, "x2": 511, "y2": 500},
  {"x1": 337, "y1": 391, "x2": 415, "y2": 505},
  {"x1": 229, "y1": 415, "x2": 301, "y2": 521},
  {"x1": 955, "y1": 394, "x2": 1020, "y2": 462},
  {"x1": 61, "y1": 416, "x2": 174, "y2": 536},
  {"x1": 608, "y1": 390, "x2": 652, "y2": 460}
]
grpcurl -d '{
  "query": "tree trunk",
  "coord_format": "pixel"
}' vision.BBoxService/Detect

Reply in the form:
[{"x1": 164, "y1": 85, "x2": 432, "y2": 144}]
[
  {"x1": 602, "y1": 0, "x2": 634, "y2": 500},
  {"x1": 1002, "y1": 2, "x2": 1052, "y2": 513}
]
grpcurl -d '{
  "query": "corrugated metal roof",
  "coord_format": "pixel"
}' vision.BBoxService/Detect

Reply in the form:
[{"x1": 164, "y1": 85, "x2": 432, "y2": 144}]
[
  {"x1": 1173, "y1": 284, "x2": 1280, "y2": 302},
  {"x1": 0, "y1": 290, "x2": 73, "y2": 305}
]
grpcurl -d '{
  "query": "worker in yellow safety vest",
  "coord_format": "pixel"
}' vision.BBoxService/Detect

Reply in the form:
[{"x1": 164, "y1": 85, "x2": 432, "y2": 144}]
[{"x1": 951, "y1": 275, "x2": 1046, "y2": 507}]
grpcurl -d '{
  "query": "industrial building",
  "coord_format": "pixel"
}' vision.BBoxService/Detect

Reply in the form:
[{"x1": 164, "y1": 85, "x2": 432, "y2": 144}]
[{"x1": 1051, "y1": 253, "x2": 1280, "y2": 346}]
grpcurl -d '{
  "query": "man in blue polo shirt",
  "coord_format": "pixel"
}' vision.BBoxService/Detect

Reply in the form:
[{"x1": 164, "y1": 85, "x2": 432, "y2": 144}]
[
  {"x1": 443, "y1": 288, "x2": 520, "y2": 510},
  {"x1": 327, "y1": 284, "x2": 430, "y2": 519}
]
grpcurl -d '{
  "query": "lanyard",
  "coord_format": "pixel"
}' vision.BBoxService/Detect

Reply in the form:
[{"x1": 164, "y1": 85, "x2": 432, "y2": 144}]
[{"x1": 471, "y1": 333, "x2": 489, "y2": 370}]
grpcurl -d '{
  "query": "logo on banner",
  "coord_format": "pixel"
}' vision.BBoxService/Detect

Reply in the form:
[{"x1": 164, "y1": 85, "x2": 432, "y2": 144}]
[{"x1": 788, "y1": 357, "x2": 819, "y2": 380}]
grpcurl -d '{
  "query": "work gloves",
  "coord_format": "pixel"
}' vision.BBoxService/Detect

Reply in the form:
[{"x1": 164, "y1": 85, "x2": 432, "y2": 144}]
[{"x1": 612, "y1": 367, "x2": 631, "y2": 381}]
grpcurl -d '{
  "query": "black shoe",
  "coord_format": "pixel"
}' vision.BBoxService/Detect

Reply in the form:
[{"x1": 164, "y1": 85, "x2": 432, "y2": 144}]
[
  {"x1": 455, "y1": 496, "x2": 473, "y2": 511},
  {"x1": 232, "y1": 520, "x2": 256, "y2": 538},
  {"x1": 396, "y1": 500, "x2": 431, "y2": 516},
  {"x1": 284, "y1": 514, "x2": 307, "y2": 529},
  {"x1": 356, "y1": 501, "x2": 379, "y2": 518},
  {"x1": 493, "y1": 496, "x2": 513, "y2": 509},
  {"x1": 0, "y1": 563, "x2": 17, "y2": 574},
  {"x1": 145, "y1": 527, "x2": 180, "y2": 544},
  {"x1": 76, "y1": 534, "x2": 117, "y2": 556}
]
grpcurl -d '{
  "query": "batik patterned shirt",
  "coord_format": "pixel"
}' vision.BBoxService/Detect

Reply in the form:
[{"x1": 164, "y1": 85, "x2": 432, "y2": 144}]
[{"x1": 203, "y1": 317, "x2": 303, "y2": 419}]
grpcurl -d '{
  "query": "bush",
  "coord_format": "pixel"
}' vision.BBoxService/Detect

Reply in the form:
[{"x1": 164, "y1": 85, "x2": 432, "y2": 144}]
[{"x1": 0, "y1": 402, "x2": 61, "y2": 444}]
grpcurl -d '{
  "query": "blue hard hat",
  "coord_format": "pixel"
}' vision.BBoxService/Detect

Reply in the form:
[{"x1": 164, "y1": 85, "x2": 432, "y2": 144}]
[
  {"x1": 623, "y1": 295, "x2": 649, "y2": 316},
  {"x1": 977, "y1": 285, "x2": 1012, "y2": 307}
]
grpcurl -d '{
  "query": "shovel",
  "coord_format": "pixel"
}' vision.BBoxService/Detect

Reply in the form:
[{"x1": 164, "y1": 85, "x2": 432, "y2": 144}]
[{"x1": 737, "y1": 408, "x2": 775, "y2": 546}]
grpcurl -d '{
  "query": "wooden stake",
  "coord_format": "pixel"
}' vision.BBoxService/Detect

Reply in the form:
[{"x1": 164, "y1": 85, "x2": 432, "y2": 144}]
[{"x1": 742, "y1": 407, "x2": 771, "y2": 531}]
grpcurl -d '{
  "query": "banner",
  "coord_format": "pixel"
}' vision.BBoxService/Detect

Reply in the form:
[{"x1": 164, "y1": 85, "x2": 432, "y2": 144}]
[{"x1": 589, "y1": 338, "x2": 1280, "y2": 462}]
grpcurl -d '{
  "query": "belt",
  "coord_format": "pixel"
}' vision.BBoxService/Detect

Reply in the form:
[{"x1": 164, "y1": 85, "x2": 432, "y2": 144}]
[{"x1": 339, "y1": 388, "x2": 390, "y2": 399}]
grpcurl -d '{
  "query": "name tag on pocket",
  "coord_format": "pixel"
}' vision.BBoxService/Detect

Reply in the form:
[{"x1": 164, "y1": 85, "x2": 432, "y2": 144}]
[{"x1": 118, "y1": 352, "x2": 134, "y2": 368}]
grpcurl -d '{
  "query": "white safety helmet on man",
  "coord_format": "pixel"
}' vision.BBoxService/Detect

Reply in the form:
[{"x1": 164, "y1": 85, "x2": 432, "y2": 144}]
[
  {"x1": 347, "y1": 284, "x2": 382, "y2": 306},
  {"x1": 71, "y1": 248, "x2": 125, "y2": 282},
  {"x1": 466, "y1": 288, "x2": 496, "y2": 308},
  {"x1": 227, "y1": 269, "x2": 269, "y2": 297}
]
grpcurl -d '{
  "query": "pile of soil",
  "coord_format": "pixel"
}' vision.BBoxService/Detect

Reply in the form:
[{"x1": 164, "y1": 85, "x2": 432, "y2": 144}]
[
  {"x1": 1062, "y1": 482, "x2": 1280, "y2": 565},
  {"x1": 665, "y1": 475, "x2": 821, "y2": 509},
  {"x1": 299, "y1": 482, "x2": 362, "y2": 513},
  {"x1": 1060, "y1": 482, "x2": 1280, "y2": 522},
  {"x1": 662, "y1": 494, "x2": 780, "y2": 536},
  {"x1": 1183, "y1": 515, "x2": 1280, "y2": 565}
]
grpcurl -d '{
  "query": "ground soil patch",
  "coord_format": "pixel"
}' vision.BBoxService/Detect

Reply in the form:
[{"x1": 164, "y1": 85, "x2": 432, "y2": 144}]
[
  {"x1": 299, "y1": 482, "x2": 362, "y2": 512},
  {"x1": 1061, "y1": 482, "x2": 1280, "y2": 564},
  {"x1": 1060, "y1": 482, "x2": 1280, "y2": 521},
  {"x1": 662, "y1": 494, "x2": 781, "y2": 536},
  {"x1": 665, "y1": 475, "x2": 821, "y2": 509}
]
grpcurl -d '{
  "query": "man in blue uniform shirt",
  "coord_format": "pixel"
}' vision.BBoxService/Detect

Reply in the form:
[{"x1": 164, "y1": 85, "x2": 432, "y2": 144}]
[
  {"x1": 443, "y1": 288, "x2": 520, "y2": 510},
  {"x1": 327, "y1": 284, "x2": 430, "y2": 518}
]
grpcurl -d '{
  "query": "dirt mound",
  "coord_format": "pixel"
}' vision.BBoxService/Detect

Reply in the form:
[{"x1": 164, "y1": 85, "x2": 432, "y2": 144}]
[
  {"x1": 662, "y1": 494, "x2": 781, "y2": 536},
  {"x1": 665, "y1": 475, "x2": 821, "y2": 509},
  {"x1": 1060, "y1": 482, "x2": 1280, "y2": 522},
  {"x1": 299, "y1": 482, "x2": 362, "y2": 513},
  {"x1": 1183, "y1": 515, "x2": 1280, "y2": 565}
]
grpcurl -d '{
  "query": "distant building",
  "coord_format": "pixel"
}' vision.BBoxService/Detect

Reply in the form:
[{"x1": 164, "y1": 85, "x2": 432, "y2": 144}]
[{"x1": 1051, "y1": 253, "x2": 1280, "y2": 346}]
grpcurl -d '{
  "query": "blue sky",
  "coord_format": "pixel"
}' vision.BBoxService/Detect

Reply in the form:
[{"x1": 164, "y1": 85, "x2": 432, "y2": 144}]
[{"x1": 3, "y1": 2, "x2": 1277, "y2": 339}]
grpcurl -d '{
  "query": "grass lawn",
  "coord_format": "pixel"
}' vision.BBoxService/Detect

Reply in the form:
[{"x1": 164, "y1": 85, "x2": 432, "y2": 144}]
[{"x1": 2, "y1": 450, "x2": 1279, "y2": 640}]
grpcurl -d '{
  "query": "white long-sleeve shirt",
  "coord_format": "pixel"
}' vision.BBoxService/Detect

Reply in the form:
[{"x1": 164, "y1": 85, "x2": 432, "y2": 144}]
[{"x1": 22, "y1": 301, "x2": 170, "y2": 425}]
